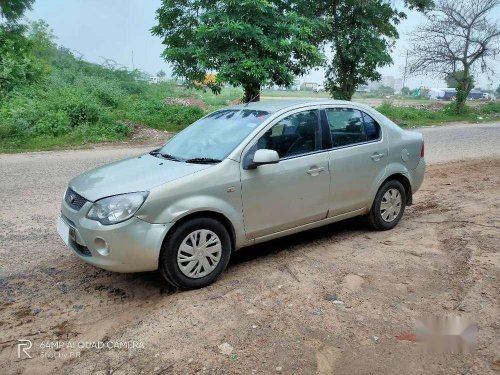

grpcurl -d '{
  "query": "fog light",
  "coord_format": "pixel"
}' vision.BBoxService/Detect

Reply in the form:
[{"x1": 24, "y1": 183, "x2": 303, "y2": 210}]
[{"x1": 94, "y1": 238, "x2": 109, "y2": 256}]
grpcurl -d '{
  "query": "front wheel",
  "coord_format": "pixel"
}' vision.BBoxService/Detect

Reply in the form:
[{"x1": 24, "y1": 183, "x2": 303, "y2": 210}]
[
  {"x1": 159, "y1": 217, "x2": 232, "y2": 289},
  {"x1": 368, "y1": 180, "x2": 406, "y2": 231}
]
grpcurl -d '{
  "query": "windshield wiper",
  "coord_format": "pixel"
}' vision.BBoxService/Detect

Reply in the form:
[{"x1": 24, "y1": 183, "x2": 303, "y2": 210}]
[
  {"x1": 184, "y1": 157, "x2": 222, "y2": 164},
  {"x1": 149, "y1": 150, "x2": 181, "y2": 162}
]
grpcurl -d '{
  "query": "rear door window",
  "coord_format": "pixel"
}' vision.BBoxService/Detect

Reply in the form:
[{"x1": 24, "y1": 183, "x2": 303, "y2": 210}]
[{"x1": 325, "y1": 108, "x2": 366, "y2": 147}]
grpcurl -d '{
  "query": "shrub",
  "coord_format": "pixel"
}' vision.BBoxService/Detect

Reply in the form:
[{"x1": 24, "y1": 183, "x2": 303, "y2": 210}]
[
  {"x1": 479, "y1": 102, "x2": 500, "y2": 114},
  {"x1": 128, "y1": 98, "x2": 204, "y2": 131},
  {"x1": 32, "y1": 110, "x2": 71, "y2": 136}
]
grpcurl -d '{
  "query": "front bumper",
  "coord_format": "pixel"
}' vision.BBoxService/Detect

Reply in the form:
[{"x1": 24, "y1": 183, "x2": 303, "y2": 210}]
[{"x1": 59, "y1": 198, "x2": 172, "y2": 273}]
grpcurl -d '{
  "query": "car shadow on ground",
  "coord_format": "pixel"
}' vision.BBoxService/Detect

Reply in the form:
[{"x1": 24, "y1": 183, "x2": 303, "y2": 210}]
[
  {"x1": 64, "y1": 216, "x2": 370, "y2": 298},
  {"x1": 229, "y1": 216, "x2": 368, "y2": 267}
]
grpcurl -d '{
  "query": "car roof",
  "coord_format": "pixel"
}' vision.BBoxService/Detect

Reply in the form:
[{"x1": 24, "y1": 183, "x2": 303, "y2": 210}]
[{"x1": 228, "y1": 99, "x2": 359, "y2": 113}]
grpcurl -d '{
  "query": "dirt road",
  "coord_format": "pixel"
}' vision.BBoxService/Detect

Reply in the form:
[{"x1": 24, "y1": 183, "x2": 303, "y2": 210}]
[
  {"x1": 416, "y1": 122, "x2": 500, "y2": 164},
  {"x1": 0, "y1": 124, "x2": 499, "y2": 374}
]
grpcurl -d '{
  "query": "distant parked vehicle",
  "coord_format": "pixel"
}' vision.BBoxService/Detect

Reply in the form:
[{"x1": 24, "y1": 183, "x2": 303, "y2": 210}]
[
  {"x1": 58, "y1": 100, "x2": 425, "y2": 289},
  {"x1": 428, "y1": 88, "x2": 456, "y2": 100},
  {"x1": 287, "y1": 85, "x2": 301, "y2": 91},
  {"x1": 149, "y1": 76, "x2": 159, "y2": 84},
  {"x1": 467, "y1": 91, "x2": 488, "y2": 100},
  {"x1": 429, "y1": 88, "x2": 491, "y2": 101},
  {"x1": 313, "y1": 85, "x2": 325, "y2": 93}
]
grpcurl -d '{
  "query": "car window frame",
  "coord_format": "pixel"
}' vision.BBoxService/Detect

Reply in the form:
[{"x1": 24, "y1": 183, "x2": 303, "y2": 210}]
[
  {"x1": 361, "y1": 111, "x2": 382, "y2": 142},
  {"x1": 241, "y1": 105, "x2": 333, "y2": 169},
  {"x1": 321, "y1": 106, "x2": 384, "y2": 150}
]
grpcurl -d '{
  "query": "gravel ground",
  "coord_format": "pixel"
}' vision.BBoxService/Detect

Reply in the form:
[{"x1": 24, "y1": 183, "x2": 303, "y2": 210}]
[{"x1": 0, "y1": 123, "x2": 499, "y2": 374}]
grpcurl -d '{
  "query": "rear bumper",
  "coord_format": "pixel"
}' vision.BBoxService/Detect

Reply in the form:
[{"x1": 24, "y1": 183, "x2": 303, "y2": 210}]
[
  {"x1": 409, "y1": 158, "x2": 426, "y2": 194},
  {"x1": 58, "y1": 199, "x2": 173, "y2": 272}
]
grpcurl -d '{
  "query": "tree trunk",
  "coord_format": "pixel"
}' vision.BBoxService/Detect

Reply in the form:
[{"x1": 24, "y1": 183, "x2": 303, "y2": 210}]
[
  {"x1": 243, "y1": 83, "x2": 261, "y2": 103},
  {"x1": 331, "y1": 79, "x2": 355, "y2": 101},
  {"x1": 454, "y1": 65, "x2": 472, "y2": 114},
  {"x1": 333, "y1": 86, "x2": 355, "y2": 100}
]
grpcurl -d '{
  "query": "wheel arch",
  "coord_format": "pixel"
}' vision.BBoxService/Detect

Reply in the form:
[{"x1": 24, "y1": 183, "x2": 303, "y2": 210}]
[
  {"x1": 161, "y1": 210, "x2": 237, "y2": 253},
  {"x1": 380, "y1": 173, "x2": 412, "y2": 205}
]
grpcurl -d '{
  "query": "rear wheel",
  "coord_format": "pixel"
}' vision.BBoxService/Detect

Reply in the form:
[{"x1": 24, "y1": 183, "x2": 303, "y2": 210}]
[
  {"x1": 368, "y1": 180, "x2": 406, "y2": 231},
  {"x1": 159, "y1": 217, "x2": 232, "y2": 289}
]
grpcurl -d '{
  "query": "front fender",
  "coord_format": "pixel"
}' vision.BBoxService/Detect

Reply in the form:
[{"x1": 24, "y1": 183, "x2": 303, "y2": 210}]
[
  {"x1": 136, "y1": 161, "x2": 248, "y2": 250},
  {"x1": 151, "y1": 195, "x2": 247, "y2": 249}
]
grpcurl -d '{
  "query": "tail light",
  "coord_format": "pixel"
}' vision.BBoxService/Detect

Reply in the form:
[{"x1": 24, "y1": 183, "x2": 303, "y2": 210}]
[{"x1": 420, "y1": 139, "x2": 425, "y2": 158}]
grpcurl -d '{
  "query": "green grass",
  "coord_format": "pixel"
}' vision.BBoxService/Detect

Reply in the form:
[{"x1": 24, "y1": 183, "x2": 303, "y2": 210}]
[{"x1": 377, "y1": 101, "x2": 500, "y2": 128}]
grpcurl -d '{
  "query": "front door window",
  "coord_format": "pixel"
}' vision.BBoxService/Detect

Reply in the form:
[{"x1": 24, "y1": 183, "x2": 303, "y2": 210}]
[{"x1": 256, "y1": 109, "x2": 322, "y2": 158}]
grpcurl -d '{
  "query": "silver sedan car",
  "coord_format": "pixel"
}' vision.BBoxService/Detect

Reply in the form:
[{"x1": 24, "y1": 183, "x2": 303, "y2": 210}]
[{"x1": 57, "y1": 100, "x2": 425, "y2": 289}]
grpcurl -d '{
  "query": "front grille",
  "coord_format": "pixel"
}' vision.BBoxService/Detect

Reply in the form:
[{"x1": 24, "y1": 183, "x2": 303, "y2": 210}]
[{"x1": 65, "y1": 187, "x2": 88, "y2": 211}]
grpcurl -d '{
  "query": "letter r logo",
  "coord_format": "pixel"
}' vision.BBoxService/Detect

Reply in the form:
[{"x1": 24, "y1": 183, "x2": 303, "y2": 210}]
[{"x1": 17, "y1": 339, "x2": 32, "y2": 359}]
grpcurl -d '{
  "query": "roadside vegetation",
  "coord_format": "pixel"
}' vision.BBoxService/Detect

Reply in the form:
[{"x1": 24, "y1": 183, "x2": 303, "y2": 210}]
[
  {"x1": 377, "y1": 101, "x2": 500, "y2": 128},
  {"x1": 0, "y1": 1, "x2": 498, "y2": 153},
  {"x1": 0, "y1": 21, "x2": 243, "y2": 152}
]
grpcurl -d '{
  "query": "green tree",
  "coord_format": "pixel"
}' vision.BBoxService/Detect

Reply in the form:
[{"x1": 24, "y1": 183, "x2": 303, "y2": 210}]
[
  {"x1": 496, "y1": 85, "x2": 500, "y2": 94},
  {"x1": 446, "y1": 70, "x2": 474, "y2": 89},
  {"x1": 375, "y1": 85, "x2": 395, "y2": 97},
  {"x1": 156, "y1": 70, "x2": 166, "y2": 79},
  {"x1": 302, "y1": 0, "x2": 432, "y2": 100},
  {"x1": 401, "y1": 86, "x2": 411, "y2": 96},
  {"x1": 152, "y1": 0, "x2": 323, "y2": 102},
  {"x1": 28, "y1": 20, "x2": 57, "y2": 62},
  {"x1": 0, "y1": 0, "x2": 34, "y2": 23},
  {"x1": 0, "y1": 23, "x2": 48, "y2": 99}
]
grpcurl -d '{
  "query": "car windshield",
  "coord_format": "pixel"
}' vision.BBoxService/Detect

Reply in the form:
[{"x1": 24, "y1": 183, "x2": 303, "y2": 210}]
[{"x1": 158, "y1": 109, "x2": 270, "y2": 162}]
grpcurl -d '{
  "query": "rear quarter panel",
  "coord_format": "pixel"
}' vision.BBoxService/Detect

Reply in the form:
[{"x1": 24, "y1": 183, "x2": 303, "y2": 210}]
[{"x1": 387, "y1": 128, "x2": 423, "y2": 171}]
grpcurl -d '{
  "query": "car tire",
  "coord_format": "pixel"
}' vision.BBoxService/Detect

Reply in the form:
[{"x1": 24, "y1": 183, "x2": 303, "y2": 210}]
[
  {"x1": 159, "y1": 217, "x2": 232, "y2": 290},
  {"x1": 368, "y1": 180, "x2": 407, "y2": 231}
]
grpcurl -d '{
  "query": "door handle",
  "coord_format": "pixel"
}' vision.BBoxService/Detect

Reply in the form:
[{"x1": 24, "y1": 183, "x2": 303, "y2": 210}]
[
  {"x1": 370, "y1": 153, "x2": 384, "y2": 161},
  {"x1": 307, "y1": 166, "x2": 325, "y2": 176}
]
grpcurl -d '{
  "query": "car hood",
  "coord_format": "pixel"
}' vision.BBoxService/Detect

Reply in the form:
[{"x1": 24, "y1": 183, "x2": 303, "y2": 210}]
[{"x1": 69, "y1": 154, "x2": 212, "y2": 202}]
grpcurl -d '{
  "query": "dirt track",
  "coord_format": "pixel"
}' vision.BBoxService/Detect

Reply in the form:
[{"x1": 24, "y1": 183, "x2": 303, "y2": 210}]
[{"x1": 1, "y1": 143, "x2": 500, "y2": 373}]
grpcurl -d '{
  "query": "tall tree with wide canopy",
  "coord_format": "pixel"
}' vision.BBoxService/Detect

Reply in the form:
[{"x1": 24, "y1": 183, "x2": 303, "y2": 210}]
[
  {"x1": 152, "y1": 0, "x2": 323, "y2": 102},
  {"x1": 301, "y1": 0, "x2": 432, "y2": 100},
  {"x1": 409, "y1": 0, "x2": 499, "y2": 113}
]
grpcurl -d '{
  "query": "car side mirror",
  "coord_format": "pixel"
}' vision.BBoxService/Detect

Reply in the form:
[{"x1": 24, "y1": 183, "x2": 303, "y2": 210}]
[{"x1": 248, "y1": 149, "x2": 279, "y2": 169}]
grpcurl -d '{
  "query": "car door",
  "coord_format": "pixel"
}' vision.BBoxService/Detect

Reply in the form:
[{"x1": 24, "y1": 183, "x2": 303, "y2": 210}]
[
  {"x1": 240, "y1": 107, "x2": 330, "y2": 239},
  {"x1": 323, "y1": 106, "x2": 388, "y2": 216}
]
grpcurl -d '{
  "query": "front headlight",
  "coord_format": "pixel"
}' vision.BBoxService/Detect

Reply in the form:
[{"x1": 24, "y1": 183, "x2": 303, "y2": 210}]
[{"x1": 87, "y1": 192, "x2": 148, "y2": 225}]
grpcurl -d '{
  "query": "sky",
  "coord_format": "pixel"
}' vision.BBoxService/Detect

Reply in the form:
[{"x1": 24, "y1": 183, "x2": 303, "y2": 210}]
[{"x1": 26, "y1": 1, "x2": 500, "y2": 90}]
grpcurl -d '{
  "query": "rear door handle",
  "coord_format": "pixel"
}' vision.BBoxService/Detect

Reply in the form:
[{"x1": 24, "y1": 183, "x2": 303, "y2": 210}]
[
  {"x1": 370, "y1": 153, "x2": 384, "y2": 161},
  {"x1": 307, "y1": 166, "x2": 325, "y2": 176}
]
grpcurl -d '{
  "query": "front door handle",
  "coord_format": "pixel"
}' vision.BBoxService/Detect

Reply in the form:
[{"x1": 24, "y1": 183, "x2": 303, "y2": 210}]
[
  {"x1": 307, "y1": 166, "x2": 325, "y2": 176},
  {"x1": 370, "y1": 153, "x2": 384, "y2": 161}
]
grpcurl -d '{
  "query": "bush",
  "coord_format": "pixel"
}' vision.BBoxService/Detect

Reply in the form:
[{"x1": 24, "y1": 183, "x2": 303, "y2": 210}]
[
  {"x1": 32, "y1": 110, "x2": 71, "y2": 136},
  {"x1": 74, "y1": 75, "x2": 127, "y2": 108},
  {"x1": 376, "y1": 103, "x2": 459, "y2": 127},
  {"x1": 479, "y1": 102, "x2": 500, "y2": 114},
  {"x1": 128, "y1": 98, "x2": 204, "y2": 131},
  {"x1": 0, "y1": 24, "x2": 49, "y2": 99}
]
